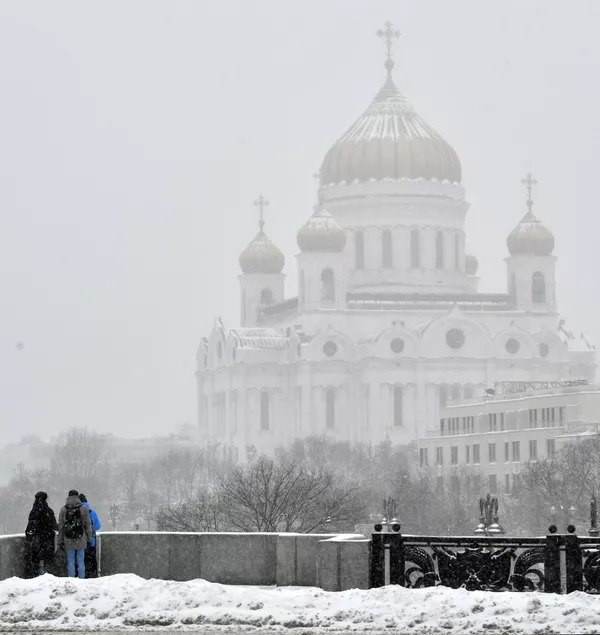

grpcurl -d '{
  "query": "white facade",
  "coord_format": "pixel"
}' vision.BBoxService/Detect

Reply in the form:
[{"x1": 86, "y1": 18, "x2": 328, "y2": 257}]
[
  {"x1": 196, "y1": 38, "x2": 597, "y2": 462},
  {"x1": 417, "y1": 382, "x2": 600, "y2": 495}
]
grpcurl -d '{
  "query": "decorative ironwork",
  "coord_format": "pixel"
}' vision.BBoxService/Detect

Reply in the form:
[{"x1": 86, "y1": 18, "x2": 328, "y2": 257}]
[
  {"x1": 511, "y1": 547, "x2": 545, "y2": 591},
  {"x1": 404, "y1": 546, "x2": 437, "y2": 588}
]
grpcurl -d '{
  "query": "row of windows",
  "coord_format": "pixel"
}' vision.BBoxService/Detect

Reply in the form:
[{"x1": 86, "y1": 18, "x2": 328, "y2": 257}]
[
  {"x1": 421, "y1": 438, "x2": 556, "y2": 468},
  {"x1": 434, "y1": 473, "x2": 523, "y2": 495},
  {"x1": 440, "y1": 407, "x2": 566, "y2": 435},
  {"x1": 354, "y1": 229, "x2": 463, "y2": 271},
  {"x1": 440, "y1": 416, "x2": 476, "y2": 435}
]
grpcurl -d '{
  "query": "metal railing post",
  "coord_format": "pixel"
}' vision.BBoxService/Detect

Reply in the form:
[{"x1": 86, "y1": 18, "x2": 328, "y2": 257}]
[
  {"x1": 565, "y1": 532, "x2": 583, "y2": 593},
  {"x1": 388, "y1": 531, "x2": 405, "y2": 586},
  {"x1": 370, "y1": 532, "x2": 385, "y2": 588}
]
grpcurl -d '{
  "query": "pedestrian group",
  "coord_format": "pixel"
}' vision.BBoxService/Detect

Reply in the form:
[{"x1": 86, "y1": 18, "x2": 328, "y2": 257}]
[{"x1": 25, "y1": 489, "x2": 101, "y2": 578}]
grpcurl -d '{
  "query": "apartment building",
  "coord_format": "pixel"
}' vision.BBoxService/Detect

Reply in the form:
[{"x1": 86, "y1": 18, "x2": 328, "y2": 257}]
[{"x1": 417, "y1": 381, "x2": 600, "y2": 494}]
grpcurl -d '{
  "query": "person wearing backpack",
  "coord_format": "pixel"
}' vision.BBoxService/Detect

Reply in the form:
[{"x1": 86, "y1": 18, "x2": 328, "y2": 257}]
[
  {"x1": 57, "y1": 489, "x2": 93, "y2": 578},
  {"x1": 25, "y1": 491, "x2": 58, "y2": 576},
  {"x1": 78, "y1": 493, "x2": 101, "y2": 577}
]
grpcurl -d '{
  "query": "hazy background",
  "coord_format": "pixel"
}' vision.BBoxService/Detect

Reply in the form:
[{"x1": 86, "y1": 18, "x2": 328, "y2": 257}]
[{"x1": 0, "y1": 0, "x2": 598, "y2": 444}]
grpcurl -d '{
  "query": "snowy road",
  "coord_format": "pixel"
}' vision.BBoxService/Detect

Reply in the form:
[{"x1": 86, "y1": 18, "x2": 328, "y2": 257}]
[{"x1": 1, "y1": 573, "x2": 600, "y2": 633}]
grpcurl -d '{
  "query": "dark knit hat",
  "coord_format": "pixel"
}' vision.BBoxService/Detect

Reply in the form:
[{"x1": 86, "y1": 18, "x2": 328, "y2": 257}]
[
  {"x1": 34, "y1": 491, "x2": 48, "y2": 501},
  {"x1": 68, "y1": 489, "x2": 79, "y2": 497},
  {"x1": 79, "y1": 493, "x2": 88, "y2": 503}
]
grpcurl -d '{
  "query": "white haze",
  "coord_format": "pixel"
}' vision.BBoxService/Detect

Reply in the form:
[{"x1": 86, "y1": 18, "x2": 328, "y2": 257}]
[{"x1": 0, "y1": 0, "x2": 598, "y2": 444}]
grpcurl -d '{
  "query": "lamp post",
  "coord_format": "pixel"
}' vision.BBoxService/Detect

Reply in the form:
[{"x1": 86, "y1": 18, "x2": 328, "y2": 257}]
[{"x1": 590, "y1": 496, "x2": 599, "y2": 537}]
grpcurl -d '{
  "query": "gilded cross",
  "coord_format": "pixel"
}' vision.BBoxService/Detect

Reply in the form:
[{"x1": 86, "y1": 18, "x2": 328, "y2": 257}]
[
  {"x1": 253, "y1": 194, "x2": 269, "y2": 231},
  {"x1": 377, "y1": 20, "x2": 400, "y2": 66},
  {"x1": 522, "y1": 173, "x2": 537, "y2": 214}
]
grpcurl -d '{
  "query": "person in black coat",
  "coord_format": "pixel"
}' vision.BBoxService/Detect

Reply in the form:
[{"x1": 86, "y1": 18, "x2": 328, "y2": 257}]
[{"x1": 25, "y1": 491, "x2": 58, "y2": 576}]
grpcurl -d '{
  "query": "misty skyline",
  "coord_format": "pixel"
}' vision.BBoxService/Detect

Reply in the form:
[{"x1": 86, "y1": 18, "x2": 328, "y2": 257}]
[{"x1": 0, "y1": 0, "x2": 598, "y2": 444}]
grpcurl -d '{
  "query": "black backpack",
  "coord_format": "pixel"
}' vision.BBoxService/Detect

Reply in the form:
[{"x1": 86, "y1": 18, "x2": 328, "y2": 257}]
[{"x1": 64, "y1": 507, "x2": 84, "y2": 540}]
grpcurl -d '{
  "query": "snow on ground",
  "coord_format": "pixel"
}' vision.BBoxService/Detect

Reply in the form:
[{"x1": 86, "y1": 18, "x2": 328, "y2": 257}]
[{"x1": 1, "y1": 574, "x2": 600, "y2": 633}]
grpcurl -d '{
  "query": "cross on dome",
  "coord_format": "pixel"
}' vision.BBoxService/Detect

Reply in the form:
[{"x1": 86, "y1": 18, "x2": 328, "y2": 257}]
[
  {"x1": 522, "y1": 173, "x2": 537, "y2": 216},
  {"x1": 253, "y1": 194, "x2": 269, "y2": 231},
  {"x1": 377, "y1": 20, "x2": 400, "y2": 75}
]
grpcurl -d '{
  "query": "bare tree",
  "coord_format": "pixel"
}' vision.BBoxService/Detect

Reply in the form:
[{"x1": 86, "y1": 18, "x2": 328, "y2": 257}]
[{"x1": 218, "y1": 455, "x2": 364, "y2": 533}]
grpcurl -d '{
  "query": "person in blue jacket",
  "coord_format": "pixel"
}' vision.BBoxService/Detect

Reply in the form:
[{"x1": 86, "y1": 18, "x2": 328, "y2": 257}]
[{"x1": 78, "y1": 493, "x2": 101, "y2": 577}]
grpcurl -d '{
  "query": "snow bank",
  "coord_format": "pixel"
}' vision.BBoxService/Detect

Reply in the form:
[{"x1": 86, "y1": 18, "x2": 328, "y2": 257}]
[{"x1": 1, "y1": 573, "x2": 600, "y2": 633}]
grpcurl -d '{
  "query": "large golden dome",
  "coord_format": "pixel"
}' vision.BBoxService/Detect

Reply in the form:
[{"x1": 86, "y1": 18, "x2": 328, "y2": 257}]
[{"x1": 320, "y1": 71, "x2": 462, "y2": 187}]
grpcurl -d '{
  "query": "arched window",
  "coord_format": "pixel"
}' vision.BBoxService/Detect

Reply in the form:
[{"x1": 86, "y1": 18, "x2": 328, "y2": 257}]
[
  {"x1": 532, "y1": 272, "x2": 546, "y2": 303},
  {"x1": 410, "y1": 229, "x2": 420, "y2": 268},
  {"x1": 439, "y1": 385, "x2": 448, "y2": 408},
  {"x1": 355, "y1": 231, "x2": 364, "y2": 269},
  {"x1": 393, "y1": 385, "x2": 403, "y2": 427},
  {"x1": 510, "y1": 273, "x2": 517, "y2": 301},
  {"x1": 454, "y1": 233, "x2": 460, "y2": 270},
  {"x1": 436, "y1": 231, "x2": 444, "y2": 269},
  {"x1": 321, "y1": 268, "x2": 335, "y2": 302},
  {"x1": 325, "y1": 388, "x2": 335, "y2": 429},
  {"x1": 450, "y1": 384, "x2": 462, "y2": 401},
  {"x1": 299, "y1": 271, "x2": 305, "y2": 303},
  {"x1": 260, "y1": 288, "x2": 273, "y2": 306},
  {"x1": 382, "y1": 229, "x2": 393, "y2": 268},
  {"x1": 260, "y1": 391, "x2": 270, "y2": 431}
]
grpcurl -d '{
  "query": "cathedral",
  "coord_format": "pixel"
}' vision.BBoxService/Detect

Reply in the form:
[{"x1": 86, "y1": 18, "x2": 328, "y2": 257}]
[{"x1": 196, "y1": 24, "x2": 597, "y2": 462}]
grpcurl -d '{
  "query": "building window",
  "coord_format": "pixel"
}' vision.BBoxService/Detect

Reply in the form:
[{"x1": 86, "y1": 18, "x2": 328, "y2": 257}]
[
  {"x1": 436, "y1": 476, "x2": 444, "y2": 494},
  {"x1": 439, "y1": 385, "x2": 448, "y2": 408},
  {"x1": 325, "y1": 389, "x2": 335, "y2": 429},
  {"x1": 473, "y1": 444, "x2": 480, "y2": 464},
  {"x1": 513, "y1": 473, "x2": 521, "y2": 490},
  {"x1": 505, "y1": 474, "x2": 511, "y2": 493},
  {"x1": 547, "y1": 438, "x2": 556, "y2": 457},
  {"x1": 320, "y1": 268, "x2": 335, "y2": 302},
  {"x1": 382, "y1": 229, "x2": 393, "y2": 268},
  {"x1": 454, "y1": 233, "x2": 460, "y2": 270},
  {"x1": 512, "y1": 441, "x2": 520, "y2": 462},
  {"x1": 506, "y1": 338, "x2": 521, "y2": 354},
  {"x1": 435, "y1": 231, "x2": 444, "y2": 269},
  {"x1": 559, "y1": 407, "x2": 565, "y2": 424},
  {"x1": 550, "y1": 408, "x2": 556, "y2": 425},
  {"x1": 539, "y1": 342, "x2": 550, "y2": 358},
  {"x1": 355, "y1": 231, "x2": 365, "y2": 269},
  {"x1": 500, "y1": 412, "x2": 505, "y2": 431},
  {"x1": 532, "y1": 271, "x2": 546, "y2": 303},
  {"x1": 529, "y1": 409, "x2": 538, "y2": 428},
  {"x1": 451, "y1": 384, "x2": 462, "y2": 401},
  {"x1": 446, "y1": 328, "x2": 465, "y2": 349},
  {"x1": 260, "y1": 391, "x2": 270, "y2": 431},
  {"x1": 451, "y1": 446, "x2": 458, "y2": 465},
  {"x1": 393, "y1": 385, "x2": 403, "y2": 427},
  {"x1": 390, "y1": 338, "x2": 404, "y2": 354},
  {"x1": 489, "y1": 413, "x2": 497, "y2": 432},
  {"x1": 435, "y1": 447, "x2": 444, "y2": 466},
  {"x1": 260, "y1": 287, "x2": 274, "y2": 306},
  {"x1": 419, "y1": 448, "x2": 429, "y2": 467},
  {"x1": 488, "y1": 443, "x2": 497, "y2": 463},
  {"x1": 504, "y1": 441, "x2": 510, "y2": 462},
  {"x1": 299, "y1": 271, "x2": 305, "y2": 303},
  {"x1": 465, "y1": 445, "x2": 471, "y2": 464},
  {"x1": 529, "y1": 439, "x2": 538, "y2": 460},
  {"x1": 440, "y1": 418, "x2": 445, "y2": 434},
  {"x1": 489, "y1": 474, "x2": 498, "y2": 494},
  {"x1": 410, "y1": 229, "x2": 420, "y2": 268}
]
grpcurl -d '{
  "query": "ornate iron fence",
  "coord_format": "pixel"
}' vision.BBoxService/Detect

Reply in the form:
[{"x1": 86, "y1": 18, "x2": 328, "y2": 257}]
[{"x1": 371, "y1": 529, "x2": 598, "y2": 594}]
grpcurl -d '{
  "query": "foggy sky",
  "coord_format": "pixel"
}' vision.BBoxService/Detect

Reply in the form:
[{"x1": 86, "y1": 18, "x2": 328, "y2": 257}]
[{"x1": 0, "y1": 0, "x2": 598, "y2": 444}]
